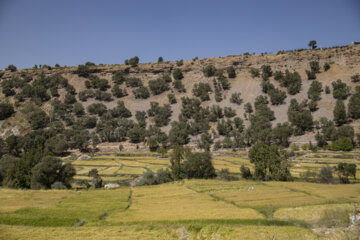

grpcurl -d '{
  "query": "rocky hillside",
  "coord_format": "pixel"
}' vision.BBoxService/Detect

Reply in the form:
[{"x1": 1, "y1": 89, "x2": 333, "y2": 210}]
[{"x1": 1, "y1": 45, "x2": 360, "y2": 152}]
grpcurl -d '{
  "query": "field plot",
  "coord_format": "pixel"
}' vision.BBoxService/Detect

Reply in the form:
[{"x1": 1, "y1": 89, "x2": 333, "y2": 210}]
[
  {"x1": 0, "y1": 178, "x2": 359, "y2": 239},
  {"x1": 106, "y1": 182, "x2": 264, "y2": 223},
  {"x1": 71, "y1": 155, "x2": 169, "y2": 183}
]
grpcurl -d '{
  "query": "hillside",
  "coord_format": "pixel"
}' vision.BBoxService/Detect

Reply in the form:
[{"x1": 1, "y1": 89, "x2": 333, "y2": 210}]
[{"x1": 1, "y1": 45, "x2": 360, "y2": 153}]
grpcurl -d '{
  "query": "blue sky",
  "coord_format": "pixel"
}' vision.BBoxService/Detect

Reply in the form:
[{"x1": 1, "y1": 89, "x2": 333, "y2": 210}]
[{"x1": 0, "y1": 0, "x2": 359, "y2": 69}]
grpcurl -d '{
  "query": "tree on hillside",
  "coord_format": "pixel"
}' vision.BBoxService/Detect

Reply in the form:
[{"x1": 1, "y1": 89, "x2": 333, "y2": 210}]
[
  {"x1": 333, "y1": 100, "x2": 347, "y2": 126},
  {"x1": 308, "y1": 40, "x2": 317, "y2": 49},
  {"x1": 348, "y1": 87, "x2": 360, "y2": 119},
  {"x1": 0, "y1": 103, "x2": 15, "y2": 120}
]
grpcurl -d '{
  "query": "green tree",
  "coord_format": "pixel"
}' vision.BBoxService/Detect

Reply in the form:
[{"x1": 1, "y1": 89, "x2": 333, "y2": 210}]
[
  {"x1": 227, "y1": 66, "x2": 236, "y2": 78},
  {"x1": 348, "y1": 88, "x2": 360, "y2": 119},
  {"x1": 45, "y1": 136, "x2": 69, "y2": 155},
  {"x1": 0, "y1": 103, "x2": 15, "y2": 120},
  {"x1": 29, "y1": 110, "x2": 50, "y2": 130},
  {"x1": 332, "y1": 80, "x2": 350, "y2": 100},
  {"x1": 133, "y1": 86, "x2": 150, "y2": 99},
  {"x1": 308, "y1": 40, "x2": 317, "y2": 49},
  {"x1": 203, "y1": 65, "x2": 217, "y2": 77},
  {"x1": 6, "y1": 64, "x2": 17, "y2": 72},
  {"x1": 183, "y1": 152, "x2": 216, "y2": 179},
  {"x1": 230, "y1": 92, "x2": 242, "y2": 105},
  {"x1": 31, "y1": 156, "x2": 75, "y2": 189},
  {"x1": 76, "y1": 65, "x2": 90, "y2": 77},
  {"x1": 307, "y1": 80, "x2": 323, "y2": 101},
  {"x1": 172, "y1": 68, "x2": 183, "y2": 80},
  {"x1": 334, "y1": 163, "x2": 356, "y2": 184},
  {"x1": 157, "y1": 56, "x2": 163, "y2": 63},
  {"x1": 249, "y1": 142, "x2": 291, "y2": 181},
  {"x1": 148, "y1": 78, "x2": 170, "y2": 95},
  {"x1": 319, "y1": 166, "x2": 334, "y2": 184},
  {"x1": 333, "y1": 100, "x2": 346, "y2": 125},
  {"x1": 128, "y1": 56, "x2": 139, "y2": 67}
]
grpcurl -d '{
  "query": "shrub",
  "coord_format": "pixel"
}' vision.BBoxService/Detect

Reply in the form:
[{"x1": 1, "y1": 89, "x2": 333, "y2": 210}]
[
  {"x1": 110, "y1": 101, "x2": 132, "y2": 118},
  {"x1": 94, "y1": 90, "x2": 112, "y2": 101},
  {"x1": 87, "y1": 103, "x2": 107, "y2": 116},
  {"x1": 218, "y1": 168, "x2": 231, "y2": 181},
  {"x1": 173, "y1": 79, "x2": 185, "y2": 92},
  {"x1": 328, "y1": 137, "x2": 353, "y2": 152},
  {"x1": 136, "y1": 169, "x2": 173, "y2": 186},
  {"x1": 111, "y1": 85, "x2": 128, "y2": 98},
  {"x1": 0, "y1": 103, "x2": 14, "y2": 120},
  {"x1": 126, "y1": 77, "x2": 143, "y2": 87},
  {"x1": 133, "y1": 86, "x2": 150, "y2": 99},
  {"x1": 306, "y1": 70, "x2": 316, "y2": 80},
  {"x1": 333, "y1": 100, "x2": 346, "y2": 125},
  {"x1": 249, "y1": 68, "x2": 260, "y2": 78},
  {"x1": 273, "y1": 71, "x2": 284, "y2": 81},
  {"x1": 88, "y1": 169, "x2": 103, "y2": 188},
  {"x1": 73, "y1": 102, "x2": 85, "y2": 116},
  {"x1": 172, "y1": 68, "x2": 183, "y2": 80},
  {"x1": 332, "y1": 80, "x2": 350, "y2": 100},
  {"x1": 324, "y1": 63, "x2": 331, "y2": 71},
  {"x1": 64, "y1": 93, "x2": 77, "y2": 105},
  {"x1": 227, "y1": 92, "x2": 242, "y2": 106},
  {"x1": 227, "y1": 66, "x2": 236, "y2": 78},
  {"x1": 319, "y1": 166, "x2": 334, "y2": 184},
  {"x1": 218, "y1": 75, "x2": 230, "y2": 90},
  {"x1": 308, "y1": 100, "x2": 318, "y2": 112},
  {"x1": 261, "y1": 65, "x2": 272, "y2": 81},
  {"x1": 268, "y1": 88, "x2": 286, "y2": 105},
  {"x1": 282, "y1": 70, "x2": 302, "y2": 95},
  {"x1": 76, "y1": 65, "x2": 90, "y2": 77},
  {"x1": 351, "y1": 74, "x2": 360, "y2": 83},
  {"x1": 112, "y1": 71, "x2": 125, "y2": 84},
  {"x1": 149, "y1": 78, "x2": 170, "y2": 95},
  {"x1": 309, "y1": 61, "x2": 320, "y2": 73},
  {"x1": 307, "y1": 80, "x2": 323, "y2": 101},
  {"x1": 325, "y1": 86, "x2": 330, "y2": 94},
  {"x1": 157, "y1": 57, "x2": 163, "y2": 63},
  {"x1": 6, "y1": 64, "x2": 17, "y2": 72},
  {"x1": 203, "y1": 65, "x2": 217, "y2": 77},
  {"x1": 261, "y1": 81, "x2": 275, "y2": 94},
  {"x1": 193, "y1": 82, "x2": 212, "y2": 101},
  {"x1": 168, "y1": 93, "x2": 177, "y2": 104},
  {"x1": 240, "y1": 164, "x2": 252, "y2": 179},
  {"x1": 176, "y1": 59, "x2": 183, "y2": 66},
  {"x1": 224, "y1": 107, "x2": 236, "y2": 118}
]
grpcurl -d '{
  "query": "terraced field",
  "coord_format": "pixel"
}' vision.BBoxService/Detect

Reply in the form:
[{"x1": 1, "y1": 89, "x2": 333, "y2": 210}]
[
  {"x1": 69, "y1": 151, "x2": 360, "y2": 185},
  {"x1": 1, "y1": 179, "x2": 360, "y2": 239},
  {"x1": 1, "y1": 151, "x2": 359, "y2": 239}
]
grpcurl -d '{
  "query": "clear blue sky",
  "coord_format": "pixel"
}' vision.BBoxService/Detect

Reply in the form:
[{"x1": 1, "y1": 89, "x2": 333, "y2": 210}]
[{"x1": 0, "y1": 0, "x2": 359, "y2": 69}]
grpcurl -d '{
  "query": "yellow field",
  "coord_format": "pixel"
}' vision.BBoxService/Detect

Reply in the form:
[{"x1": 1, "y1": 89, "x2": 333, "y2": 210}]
[
  {"x1": 1, "y1": 179, "x2": 359, "y2": 239},
  {"x1": 70, "y1": 152, "x2": 360, "y2": 185},
  {"x1": 2, "y1": 152, "x2": 358, "y2": 239}
]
